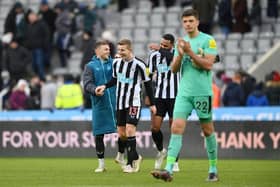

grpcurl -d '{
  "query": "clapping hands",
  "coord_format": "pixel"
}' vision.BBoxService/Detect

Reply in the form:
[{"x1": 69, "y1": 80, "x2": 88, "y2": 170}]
[
  {"x1": 95, "y1": 85, "x2": 106, "y2": 96},
  {"x1": 177, "y1": 38, "x2": 191, "y2": 56}
]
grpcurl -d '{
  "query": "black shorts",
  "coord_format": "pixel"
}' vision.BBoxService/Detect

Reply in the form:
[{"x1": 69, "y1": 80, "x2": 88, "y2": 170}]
[
  {"x1": 155, "y1": 98, "x2": 175, "y2": 118},
  {"x1": 116, "y1": 106, "x2": 141, "y2": 126}
]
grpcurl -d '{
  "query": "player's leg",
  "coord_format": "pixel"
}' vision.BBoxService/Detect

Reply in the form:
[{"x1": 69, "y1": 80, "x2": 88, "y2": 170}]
[
  {"x1": 115, "y1": 110, "x2": 126, "y2": 167},
  {"x1": 152, "y1": 99, "x2": 167, "y2": 169},
  {"x1": 94, "y1": 134, "x2": 106, "y2": 172},
  {"x1": 194, "y1": 96, "x2": 218, "y2": 182},
  {"x1": 167, "y1": 99, "x2": 180, "y2": 172},
  {"x1": 152, "y1": 95, "x2": 192, "y2": 181},
  {"x1": 201, "y1": 122, "x2": 218, "y2": 181},
  {"x1": 123, "y1": 106, "x2": 142, "y2": 173}
]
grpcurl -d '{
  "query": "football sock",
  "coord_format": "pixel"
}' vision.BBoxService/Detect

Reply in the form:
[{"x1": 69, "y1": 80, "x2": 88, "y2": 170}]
[
  {"x1": 95, "y1": 134, "x2": 105, "y2": 159},
  {"x1": 165, "y1": 134, "x2": 182, "y2": 174},
  {"x1": 205, "y1": 133, "x2": 218, "y2": 174},
  {"x1": 151, "y1": 129, "x2": 163, "y2": 151},
  {"x1": 127, "y1": 136, "x2": 138, "y2": 166},
  {"x1": 98, "y1": 158, "x2": 105, "y2": 168},
  {"x1": 176, "y1": 153, "x2": 180, "y2": 162},
  {"x1": 118, "y1": 137, "x2": 127, "y2": 154}
]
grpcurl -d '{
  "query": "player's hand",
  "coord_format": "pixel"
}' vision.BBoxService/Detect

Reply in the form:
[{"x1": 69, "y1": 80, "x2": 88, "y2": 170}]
[
  {"x1": 114, "y1": 53, "x2": 121, "y2": 58},
  {"x1": 150, "y1": 105, "x2": 157, "y2": 115},
  {"x1": 148, "y1": 43, "x2": 160, "y2": 51},
  {"x1": 95, "y1": 85, "x2": 106, "y2": 96},
  {"x1": 177, "y1": 38, "x2": 185, "y2": 56}
]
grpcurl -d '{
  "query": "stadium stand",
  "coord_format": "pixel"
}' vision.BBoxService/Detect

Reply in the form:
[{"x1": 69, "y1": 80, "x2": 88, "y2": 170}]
[{"x1": 1, "y1": 0, "x2": 280, "y2": 110}]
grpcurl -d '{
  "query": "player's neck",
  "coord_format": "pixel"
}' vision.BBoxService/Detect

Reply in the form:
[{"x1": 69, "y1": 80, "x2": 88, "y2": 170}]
[
  {"x1": 188, "y1": 29, "x2": 199, "y2": 38},
  {"x1": 124, "y1": 54, "x2": 134, "y2": 62}
]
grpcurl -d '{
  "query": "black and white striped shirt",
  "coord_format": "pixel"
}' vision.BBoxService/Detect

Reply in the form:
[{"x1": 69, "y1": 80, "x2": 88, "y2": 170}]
[
  {"x1": 148, "y1": 49, "x2": 180, "y2": 99},
  {"x1": 113, "y1": 57, "x2": 150, "y2": 110}
]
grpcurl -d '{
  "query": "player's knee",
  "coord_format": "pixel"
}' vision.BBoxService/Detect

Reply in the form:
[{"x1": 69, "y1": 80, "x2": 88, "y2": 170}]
[
  {"x1": 171, "y1": 119, "x2": 185, "y2": 134},
  {"x1": 151, "y1": 124, "x2": 161, "y2": 132}
]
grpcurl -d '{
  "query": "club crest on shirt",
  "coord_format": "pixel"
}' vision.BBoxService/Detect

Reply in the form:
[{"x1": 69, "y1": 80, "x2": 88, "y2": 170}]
[
  {"x1": 145, "y1": 67, "x2": 150, "y2": 76},
  {"x1": 209, "y1": 39, "x2": 217, "y2": 49}
]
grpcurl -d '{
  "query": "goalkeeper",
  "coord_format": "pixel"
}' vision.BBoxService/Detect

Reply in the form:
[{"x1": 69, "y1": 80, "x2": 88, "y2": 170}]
[{"x1": 151, "y1": 8, "x2": 219, "y2": 182}]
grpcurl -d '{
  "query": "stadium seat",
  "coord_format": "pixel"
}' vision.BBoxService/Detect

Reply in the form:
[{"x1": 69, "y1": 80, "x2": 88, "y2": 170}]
[
  {"x1": 240, "y1": 39, "x2": 257, "y2": 54},
  {"x1": 274, "y1": 24, "x2": 280, "y2": 37},
  {"x1": 213, "y1": 61, "x2": 225, "y2": 71},
  {"x1": 166, "y1": 13, "x2": 180, "y2": 27},
  {"x1": 163, "y1": 27, "x2": 178, "y2": 38},
  {"x1": 258, "y1": 31, "x2": 274, "y2": 39},
  {"x1": 152, "y1": 6, "x2": 166, "y2": 14},
  {"x1": 224, "y1": 55, "x2": 240, "y2": 71},
  {"x1": 118, "y1": 29, "x2": 133, "y2": 40},
  {"x1": 149, "y1": 28, "x2": 162, "y2": 42},
  {"x1": 136, "y1": 14, "x2": 150, "y2": 28},
  {"x1": 273, "y1": 37, "x2": 280, "y2": 46},
  {"x1": 122, "y1": 8, "x2": 136, "y2": 15},
  {"x1": 167, "y1": 6, "x2": 181, "y2": 13},
  {"x1": 260, "y1": 23, "x2": 273, "y2": 32},
  {"x1": 227, "y1": 33, "x2": 242, "y2": 41},
  {"x1": 216, "y1": 40, "x2": 225, "y2": 54},
  {"x1": 133, "y1": 43, "x2": 147, "y2": 60},
  {"x1": 121, "y1": 14, "x2": 135, "y2": 28},
  {"x1": 134, "y1": 28, "x2": 148, "y2": 42},
  {"x1": 243, "y1": 32, "x2": 258, "y2": 40},
  {"x1": 256, "y1": 39, "x2": 272, "y2": 53},
  {"x1": 150, "y1": 13, "x2": 165, "y2": 28},
  {"x1": 240, "y1": 54, "x2": 255, "y2": 71},
  {"x1": 225, "y1": 40, "x2": 240, "y2": 55},
  {"x1": 213, "y1": 33, "x2": 227, "y2": 41},
  {"x1": 138, "y1": 7, "x2": 152, "y2": 14}
]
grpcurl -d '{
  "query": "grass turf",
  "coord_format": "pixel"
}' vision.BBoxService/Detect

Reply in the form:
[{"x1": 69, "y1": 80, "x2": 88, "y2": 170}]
[{"x1": 0, "y1": 158, "x2": 279, "y2": 187}]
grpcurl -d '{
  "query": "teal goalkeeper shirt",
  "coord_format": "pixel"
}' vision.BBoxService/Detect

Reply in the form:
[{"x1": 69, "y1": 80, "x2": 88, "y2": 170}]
[{"x1": 174, "y1": 32, "x2": 218, "y2": 97}]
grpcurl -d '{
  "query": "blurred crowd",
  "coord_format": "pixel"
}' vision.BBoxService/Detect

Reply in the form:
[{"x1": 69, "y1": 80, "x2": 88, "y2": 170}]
[
  {"x1": 0, "y1": 0, "x2": 279, "y2": 111},
  {"x1": 212, "y1": 70, "x2": 280, "y2": 108}
]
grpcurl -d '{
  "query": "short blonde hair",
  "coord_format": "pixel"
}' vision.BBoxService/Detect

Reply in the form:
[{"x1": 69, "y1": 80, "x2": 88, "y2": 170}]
[{"x1": 118, "y1": 39, "x2": 132, "y2": 51}]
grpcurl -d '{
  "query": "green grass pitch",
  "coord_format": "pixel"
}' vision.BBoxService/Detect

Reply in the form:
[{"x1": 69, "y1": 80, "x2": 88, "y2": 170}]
[{"x1": 0, "y1": 158, "x2": 279, "y2": 187}]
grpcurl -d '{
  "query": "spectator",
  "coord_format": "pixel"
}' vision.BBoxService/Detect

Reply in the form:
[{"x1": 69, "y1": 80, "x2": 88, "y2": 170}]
[
  {"x1": 4, "y1": 2, "x2": 27, "y2": 44},
  {"x1": 41, "y1": 74, "x2": 57, "y2": 110},
  {"x1": 8, "y1": 79, "x2": 29, "y2": 110},
  {"x1": 26, "y1": 76, "x2": 42, "y2": 110},
  {"x1": 212, "y1": 81, "x2": 221, "y2": 108},
  {"x1": 150, "y1": 0, "x2": 175, "y2": 8},
  {"x1": 240, "y1": 71, "x2": 256, "y2": 102},
  {"x1": 80, "y1": 31, "x2": 96, "y2": 71},
  {"x1": 39, "y1": 0, "x2": 57, "y2": 41},
  {"x1": 94, "y1": 0, "x2": 110, "y2": 32},
  {"x1": 249, "y1": 0, "x2": 262, "y2": 26},
  {"x1": 101, "y1": 30, "x2": 116, "y2": 58},
  {"x1": 264, "y1": 71, "x2": 280, "y2": 105},
  {"x1": 62, "y1": 0, "x2": 79, "y2": 13},
  {"x1": 218, "y1": 0, "x2": 233, "y2": 35},
  {"x1": 192, "y1": 0, "x2": 217, "y2": 34},
  {"x1": 267, "y1": 0, "x2": 278, "y2": 18},
  {"x1": 78, "y1": 4, "x2": 98, "y2": 36},
  {"x1": 4, "y1": 38, "x2": 32, "y2": 86},
  {"x1": 222, "y1": 71, "x2": 245, "y2": 106},
  {"x1": 55, "y1": 74, "x2": 83, "y2": 109},
  {"x1": 38, "y1": 0, "x2": 57, "y2": 69},
  {"x1": 232, "y1": 0, "x2": 251, "y2": 33},
  {"x1": 117, "y1": 0, "x2": 129, "y2": 12},
  {"x1": 24, "y1": 12, "x2": 50, "y2": 81},
  {"x1": 246, "y1": 82, "x2": 269, "y2": 106},
  {"x1": 54, "y1": 3, "x2": 72, "y2": 67},
  {"x1": 0, "y1": 40, "x2": 2, "y2": 90}
]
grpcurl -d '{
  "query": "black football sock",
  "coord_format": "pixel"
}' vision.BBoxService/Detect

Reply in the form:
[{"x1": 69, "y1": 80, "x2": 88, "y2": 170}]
[
  {"x1": 118, "y1": 137, "x2": 127, "y2": 154},
  {"x1": 95, "y1": 134, "x2": 105, "y2": 159},
  {"x1": 152, "y1": 129, "x2": 163, "y2": 151},
  {"x1": 126, "y1": 136, "x2": 138, "y2": 165}
]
